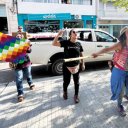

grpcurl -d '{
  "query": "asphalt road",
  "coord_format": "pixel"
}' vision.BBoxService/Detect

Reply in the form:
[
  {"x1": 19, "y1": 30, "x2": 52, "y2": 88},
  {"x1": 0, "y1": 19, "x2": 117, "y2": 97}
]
[
  {"x1": 0, "y1": 63, "x2": 50, "y2": 84},
  {"x1": 0, "y1": 61, "x2": 109, "y2": 84}
]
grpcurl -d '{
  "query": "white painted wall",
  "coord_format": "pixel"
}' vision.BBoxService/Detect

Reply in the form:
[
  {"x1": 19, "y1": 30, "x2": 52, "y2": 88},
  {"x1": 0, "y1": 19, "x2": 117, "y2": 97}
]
[{"x1": 18, "y1": 2, "x2": 96, "y2": 15}]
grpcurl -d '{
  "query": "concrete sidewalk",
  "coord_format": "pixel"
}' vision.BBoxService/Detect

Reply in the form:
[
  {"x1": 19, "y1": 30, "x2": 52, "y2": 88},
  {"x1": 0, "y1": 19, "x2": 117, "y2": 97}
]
[{"x1": 0, "y1": 69, "x2": 128, "y2": 128}]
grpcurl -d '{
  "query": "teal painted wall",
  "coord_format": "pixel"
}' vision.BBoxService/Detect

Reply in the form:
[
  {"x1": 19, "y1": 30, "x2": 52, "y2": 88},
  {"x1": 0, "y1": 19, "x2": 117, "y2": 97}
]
[
  {"x1": 82, "y1": 15, "x2": 97, "y2": 28},
  {"x1": 17, "y1": 13, "x2": 97, "y2": 30}
]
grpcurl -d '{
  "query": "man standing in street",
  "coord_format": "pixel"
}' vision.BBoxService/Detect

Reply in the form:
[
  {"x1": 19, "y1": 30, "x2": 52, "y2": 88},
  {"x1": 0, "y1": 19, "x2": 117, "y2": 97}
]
[{"x1": 13, "y1": 26, "x2": 35, "y2": 102}]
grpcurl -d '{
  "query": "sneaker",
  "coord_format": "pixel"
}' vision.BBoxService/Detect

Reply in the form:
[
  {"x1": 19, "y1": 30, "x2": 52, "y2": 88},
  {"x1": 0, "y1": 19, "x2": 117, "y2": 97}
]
[
  {"x1": 74, "y1": 95, "x2": 79, "y2": 104},
  {"x1": 30, "y1": 84, "x2": 35, "y2": 90},
  {"x1": 63, "y1": 92, "x2": 68, "y2": 100},
  {"x1": 124, "y1": 95, "x2": 128, "y2": 100},
  {"x1": 18, "y1": 95, "x2": 24, "y2": 102},
  {"x1": 118, "y1": 105, "x2": 126, "y2": 117}
]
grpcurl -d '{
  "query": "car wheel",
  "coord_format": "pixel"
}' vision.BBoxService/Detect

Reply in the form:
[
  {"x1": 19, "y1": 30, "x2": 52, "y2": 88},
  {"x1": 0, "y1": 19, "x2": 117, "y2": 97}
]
[{"x1": 51, "y1": 59, "x2": 63, "y2": 75}]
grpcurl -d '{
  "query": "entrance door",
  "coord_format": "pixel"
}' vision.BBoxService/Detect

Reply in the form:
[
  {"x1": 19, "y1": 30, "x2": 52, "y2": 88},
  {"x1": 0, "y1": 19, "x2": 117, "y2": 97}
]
[
  {"x1": 86, "y1": 20, "x2": 93, "y2": 28},
  {"x1": 0, "y1": 17, "x2": 8, "y2": 33},
  {"x1": 0, "y1": 5, "x2": 8, "y2": 33}
]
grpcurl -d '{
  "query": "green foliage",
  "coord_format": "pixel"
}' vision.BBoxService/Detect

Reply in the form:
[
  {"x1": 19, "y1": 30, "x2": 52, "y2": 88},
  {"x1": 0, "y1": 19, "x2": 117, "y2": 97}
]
[{"x1": 102, "y1": 0, "x2": 128, "y2": 11}]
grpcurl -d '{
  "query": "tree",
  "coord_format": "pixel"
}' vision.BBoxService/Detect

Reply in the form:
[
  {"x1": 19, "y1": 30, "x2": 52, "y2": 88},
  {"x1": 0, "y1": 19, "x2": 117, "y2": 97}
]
[{"x1": 102, "y1": 0, "x2": 128, "y2": 11}]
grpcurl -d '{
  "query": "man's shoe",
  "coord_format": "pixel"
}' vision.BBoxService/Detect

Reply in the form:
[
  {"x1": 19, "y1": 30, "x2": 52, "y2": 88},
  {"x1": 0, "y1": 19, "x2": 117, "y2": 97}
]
[
  {"x1": 118, "y1": 105, "x2": 126, "y2": 117},
  {"x1": 124, "y1": 95, "x2": 128, "y2": 100},
  {"x1": 30, "y1": 84, "x2": 35, "y2": 90},
  {"x1": 18, "y1": 95, "x2": 24, "y2": 102},
  {"x1": 63, "y1": 92, "x2": 68, "y2": 100},
  {"x1": 74, "y1": 95, "x2": 79, "y2": 104}
]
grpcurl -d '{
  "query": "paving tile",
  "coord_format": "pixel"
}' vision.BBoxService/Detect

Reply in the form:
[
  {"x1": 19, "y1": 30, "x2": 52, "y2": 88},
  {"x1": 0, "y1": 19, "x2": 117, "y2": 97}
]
[{"x1": 0, "y1": 69, "x2": 128, "y2": 128}]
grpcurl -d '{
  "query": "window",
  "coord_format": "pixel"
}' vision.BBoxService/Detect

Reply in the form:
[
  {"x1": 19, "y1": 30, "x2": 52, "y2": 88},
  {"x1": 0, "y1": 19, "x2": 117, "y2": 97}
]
[
  {"x1": 22, "y1": 0, "x2": 59, "y2": 3},
  {"x1": 77, "y1": 31, "x2": 92, "y2": 41},
  {"x1": 106, "y1": 1, "x2": 117, "y2": 9},
  {"x1": 25, "y1": 20, "x2": 60, "y2": 33},
  {"x1": 0, "y1": 5, "x2": 6, "y2": 17},
  {"x1": 23, "y1": 0, "x2": 92, "y2": 4},
  {"x1": 48, "y1": 0, "x2": 59, "y2": 3},
  {"x1": 61, "y1": 0, "x2": 70, "y2": 4},
  {"x1": 72, "y1": 0, "x2": 92, "y2": 5},
  {"x1": 86, "y1": 20, "x2": 93, "y2": 28},
  {"x1": 95, "y1": 31, "x2": 114, "y2": 42},
  {"x1": 99, "y1": 25, "x2": 109, "y2": 33},
  {"x1": 64, "y1": 20, "x2": 83, "y2": 28}
]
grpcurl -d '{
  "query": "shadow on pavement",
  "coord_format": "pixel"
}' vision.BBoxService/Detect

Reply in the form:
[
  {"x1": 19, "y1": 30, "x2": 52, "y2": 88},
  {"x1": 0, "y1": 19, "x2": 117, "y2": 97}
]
[
  {"x1": 31, "y1": 65, "x2": 53, "y2": 78},
  {"x1": 1, "y1": 69, "x2": 128, "y2": 128},
  {"x1": 0, "y1": 61, "x2": 109, "y2": 84}
]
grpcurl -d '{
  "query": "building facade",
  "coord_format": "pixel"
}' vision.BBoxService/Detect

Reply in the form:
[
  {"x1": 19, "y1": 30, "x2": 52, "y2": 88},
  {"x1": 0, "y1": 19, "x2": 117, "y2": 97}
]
[
  {"x1": 17, "y1": 0, "x2": 96, "y2": 33},
  {"x1": 97, "y1": 0, "x2": 128, "y2": 37},
  {"x1": 1, "y1": 0, "x2": 128, "y2": 37}
]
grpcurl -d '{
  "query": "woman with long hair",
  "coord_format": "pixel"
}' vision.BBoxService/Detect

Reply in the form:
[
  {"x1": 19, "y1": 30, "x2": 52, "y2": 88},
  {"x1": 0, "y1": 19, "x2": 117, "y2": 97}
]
[{"x1": 92, "y1": 26, "x2": 128, "y2": 117}]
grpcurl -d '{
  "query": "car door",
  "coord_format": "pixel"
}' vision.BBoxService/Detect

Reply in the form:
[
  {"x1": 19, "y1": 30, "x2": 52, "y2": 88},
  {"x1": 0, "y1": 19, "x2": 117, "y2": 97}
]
[
  {"x1": 76, "y1": 30, "x2": 96, "y2": 62},
  {"x1": 94, "y1": 30, "x2": 117, "y2": 61}
]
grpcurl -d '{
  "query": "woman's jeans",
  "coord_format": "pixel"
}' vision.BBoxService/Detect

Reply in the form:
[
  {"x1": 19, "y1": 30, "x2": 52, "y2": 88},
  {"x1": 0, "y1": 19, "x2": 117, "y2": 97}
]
[
  {"x1": 117, "y1": 83, "x2": 128, "y2": 107},
  {"x1": 15, "y1": 65, "x2": 33, "y2": 96}
]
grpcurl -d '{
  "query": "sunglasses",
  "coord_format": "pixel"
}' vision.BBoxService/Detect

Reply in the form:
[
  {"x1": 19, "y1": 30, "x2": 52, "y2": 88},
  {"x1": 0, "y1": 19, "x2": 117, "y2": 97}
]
[{"x1": 18, "y1": 28, "x2": 22, "y2": 29}]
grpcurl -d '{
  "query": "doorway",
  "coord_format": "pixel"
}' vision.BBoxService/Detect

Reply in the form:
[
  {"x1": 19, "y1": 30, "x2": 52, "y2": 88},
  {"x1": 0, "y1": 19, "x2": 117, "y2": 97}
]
[{"x1": 0, "y1": 17, "x2": 8, "y2": 33}]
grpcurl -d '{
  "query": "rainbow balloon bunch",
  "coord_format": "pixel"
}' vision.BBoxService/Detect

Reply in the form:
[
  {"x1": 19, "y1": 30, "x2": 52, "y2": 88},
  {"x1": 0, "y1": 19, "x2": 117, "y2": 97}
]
[{"x1": 0, "y1": 32, "x2": 30, "y2": 64}]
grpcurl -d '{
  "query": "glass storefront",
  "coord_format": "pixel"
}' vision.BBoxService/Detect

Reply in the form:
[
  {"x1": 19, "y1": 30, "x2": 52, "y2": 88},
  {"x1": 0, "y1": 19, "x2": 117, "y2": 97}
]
[
  {"x1": 25, "y1": 20, "x2": 83, "y2": 32},
  {"x1": 64, "y1": 20, "x2": 83, "y2": 28},
  {"x1": 18, "y1": 14, "x2": 96, "y2": 35},
  {"x1": 25, "y1": 20, "x2": 60, "y2": 33},
  {"x1": 99, "y1": 25, "x2": 127, "y2": 38},
  {"x1": 72, "y1": 0, "x2": 92, "y2": 5}
]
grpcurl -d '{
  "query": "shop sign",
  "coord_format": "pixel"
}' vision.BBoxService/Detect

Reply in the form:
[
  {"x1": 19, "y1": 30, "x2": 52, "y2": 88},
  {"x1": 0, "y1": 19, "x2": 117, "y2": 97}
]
[
  {"x1": 43, "y1": 14, "x2": 56, "y2": 19},
  {"x1": 18, "y1": 13, "x2": 71, "y2": 21}
]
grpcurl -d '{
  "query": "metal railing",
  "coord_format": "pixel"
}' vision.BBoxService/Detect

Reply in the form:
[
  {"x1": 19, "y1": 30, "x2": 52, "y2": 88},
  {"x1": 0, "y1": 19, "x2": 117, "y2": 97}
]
[
  {"x1": 98, "y1": 9, "x2": 128, "y2": 18},
  {"x1": 22, "y1": 0, "x2": 59, "y2": 3}
]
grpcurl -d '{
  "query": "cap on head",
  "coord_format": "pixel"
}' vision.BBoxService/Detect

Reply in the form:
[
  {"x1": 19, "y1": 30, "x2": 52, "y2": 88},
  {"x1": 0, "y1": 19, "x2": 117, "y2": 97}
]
[{"x1": 120, "y1": 26, "x2": 128, "y2": 36}]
